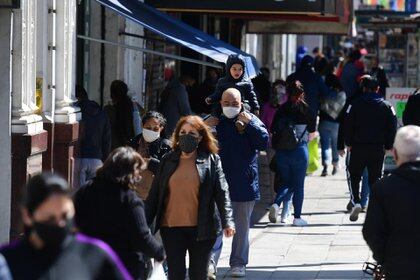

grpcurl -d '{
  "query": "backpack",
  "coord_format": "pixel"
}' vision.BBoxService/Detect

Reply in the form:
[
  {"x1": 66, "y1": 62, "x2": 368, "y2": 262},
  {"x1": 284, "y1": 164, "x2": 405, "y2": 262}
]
[
  {"x1": 320, "y1": 90, "x2": 347, "y2": 120},
  {"x1": 272, "y1": 118, "x2": 307, "y2": 150}
]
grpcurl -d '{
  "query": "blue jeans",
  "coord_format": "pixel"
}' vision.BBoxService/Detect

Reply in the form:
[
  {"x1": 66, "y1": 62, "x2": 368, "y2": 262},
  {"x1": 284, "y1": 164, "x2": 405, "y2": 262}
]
[
  {"x1": 360, "y1": 169, "x2": 370, "y2": 207},
  {"x1": 75, "y1": 158, "x2": 103, "y2": 189},
  {"x1": 273, "y1": 143, "x2": 309, "y2": 218},
  {"x1": 318, "y1": 120, "x2": 339, "y2": 165},
  {"x1": 345, "y1": 153, "x2": 370, "y2": 207},
  {"x1": 211, "y1": 201, "x2": 255, "y2": 268}
]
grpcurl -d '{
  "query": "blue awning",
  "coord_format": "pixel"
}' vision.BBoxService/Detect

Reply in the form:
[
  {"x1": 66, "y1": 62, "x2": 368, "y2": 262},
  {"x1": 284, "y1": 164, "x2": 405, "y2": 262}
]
[{"x1": 95, "y1": 0, "x2": 259, "y2": 78}]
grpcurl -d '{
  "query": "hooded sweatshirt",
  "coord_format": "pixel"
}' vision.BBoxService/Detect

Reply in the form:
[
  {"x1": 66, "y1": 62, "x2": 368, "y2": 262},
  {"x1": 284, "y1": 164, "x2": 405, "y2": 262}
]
[
  {"x1": 78, "y1": 99, "x2": 111, "y2": 161},
  {"x1": 208, "y1": 54, "x2": 259, "y2": 112},
  {"x1": 287, "y1": 55, "x2": 333, "y2": 116},
  {"x1": 343, "y1": 92, "x2": 397, "y2": 149}
]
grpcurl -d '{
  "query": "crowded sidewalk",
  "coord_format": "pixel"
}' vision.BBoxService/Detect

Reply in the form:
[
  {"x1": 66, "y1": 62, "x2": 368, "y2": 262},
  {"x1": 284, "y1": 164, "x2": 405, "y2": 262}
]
[{"x1": 216, "y1": 153, "x2": 372, "y2": 279}]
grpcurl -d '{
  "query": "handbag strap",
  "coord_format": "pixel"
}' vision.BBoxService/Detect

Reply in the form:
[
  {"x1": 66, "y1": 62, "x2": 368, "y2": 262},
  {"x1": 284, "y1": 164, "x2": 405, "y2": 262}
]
[{"x1": 297, "y1": 126, "x2": 308, "y2": 143}]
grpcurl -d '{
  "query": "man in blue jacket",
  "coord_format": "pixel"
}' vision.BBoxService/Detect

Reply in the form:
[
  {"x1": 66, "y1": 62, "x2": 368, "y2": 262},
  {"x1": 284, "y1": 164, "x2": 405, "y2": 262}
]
[{"x1": 205, "y1": 88, "x2": 269, "y2": 278}]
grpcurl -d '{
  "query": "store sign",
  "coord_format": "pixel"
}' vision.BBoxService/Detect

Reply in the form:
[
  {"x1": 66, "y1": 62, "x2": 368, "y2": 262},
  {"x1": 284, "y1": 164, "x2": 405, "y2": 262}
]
[
  {"x1": 0, "y1": 0, "x2": 20, "y2": 8},
  {"x1": 386, "y1": 87, "x2": 417, "y2": 125},
  {"x1": 384, "y1": 87, "x2": 417, "y2": 172},
  {"x1": 146, "y1": 0, "x2": 335, "y2": 14}
]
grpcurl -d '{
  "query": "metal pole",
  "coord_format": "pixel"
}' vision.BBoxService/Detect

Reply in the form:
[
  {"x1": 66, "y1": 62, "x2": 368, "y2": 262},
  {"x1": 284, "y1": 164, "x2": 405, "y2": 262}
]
[{"x1": 77, "y1": 35, "x2": 223, "y2": 69}]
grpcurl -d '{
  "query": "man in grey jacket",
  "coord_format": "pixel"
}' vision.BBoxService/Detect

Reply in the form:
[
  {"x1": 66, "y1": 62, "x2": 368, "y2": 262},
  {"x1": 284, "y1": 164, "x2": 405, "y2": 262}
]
[{"x1": 160, "y1": 75, "x2": 193, "y2": 138}]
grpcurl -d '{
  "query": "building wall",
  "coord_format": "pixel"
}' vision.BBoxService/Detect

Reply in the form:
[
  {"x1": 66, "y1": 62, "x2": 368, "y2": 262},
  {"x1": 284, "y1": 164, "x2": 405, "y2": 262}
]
[
  {"x1": 86, "y1": 1, "x2": 145, "y2": 107},
  {"x1": 0, "y1": 0, "x2": 81, "y2": 240},
  {"x1": 0, "y1": 10, "x2": 12, "y2": 243}
]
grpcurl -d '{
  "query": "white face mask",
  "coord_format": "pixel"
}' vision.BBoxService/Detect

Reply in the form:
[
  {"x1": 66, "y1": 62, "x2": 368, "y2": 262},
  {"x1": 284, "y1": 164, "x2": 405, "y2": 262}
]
[
  {"x1": 142, "y1": 129, "x2": 160, "y2": 143},
  {"x1": 223, "y1": 106, "x2": 241, "y2": 119}
]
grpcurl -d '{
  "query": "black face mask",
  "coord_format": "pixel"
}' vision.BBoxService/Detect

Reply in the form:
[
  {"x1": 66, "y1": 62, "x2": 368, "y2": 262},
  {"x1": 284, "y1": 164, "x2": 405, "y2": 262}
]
[
  {"x1": 33, "y1": 219, "x2": 73, "y2": 249},
  {"x1": 178, "y1": 134, "x2": 199, "y2": 153}
]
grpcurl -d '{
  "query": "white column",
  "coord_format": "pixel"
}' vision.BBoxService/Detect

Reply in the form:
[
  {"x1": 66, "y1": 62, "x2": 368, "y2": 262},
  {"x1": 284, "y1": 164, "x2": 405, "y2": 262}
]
[
  {"x1": 37, "y1": 0, "x2": 56, "y2": 122},
  {"x1": 0, "y1": 9, "x2": 13, "y2": 243},
  {"x1": 11, "y1": 0, "x2": 44, "y2": 134},
  {"x1": 54, "y1": 0, "x2": 80, "y2": 123}
]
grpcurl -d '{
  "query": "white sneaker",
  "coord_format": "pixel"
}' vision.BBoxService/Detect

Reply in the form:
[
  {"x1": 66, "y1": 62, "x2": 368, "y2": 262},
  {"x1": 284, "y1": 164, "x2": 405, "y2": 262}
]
[
  {"x1": 292, "y1": 218, "x2": 308, "y2": 226},
  {"x1": 269, "y1": 204, "x2": 279, "y2": 223},
  {"x1": 230, "y1": 266, "x2": 246, "y2": 278},
  {"x1": 280, "y1": 212, "x2": 291, "y2": 223},
  {"x1": 349, "y1": 203, "x2": 362, "y2": 222}
]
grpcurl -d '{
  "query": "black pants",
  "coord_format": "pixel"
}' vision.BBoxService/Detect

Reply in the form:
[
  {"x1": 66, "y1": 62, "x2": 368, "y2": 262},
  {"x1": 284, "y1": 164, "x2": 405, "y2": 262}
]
[
  {"x1": 160, "y1": 227, "x2": 215, "y2": 280},
  {"x1": 348, "y1": 145, "x2": 385, "y2": 204}
]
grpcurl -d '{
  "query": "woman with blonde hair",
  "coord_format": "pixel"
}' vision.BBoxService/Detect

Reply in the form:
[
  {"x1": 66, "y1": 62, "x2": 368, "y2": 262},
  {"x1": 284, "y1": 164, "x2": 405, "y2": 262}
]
[{"x1": 146, "y1": 115, "x2": 235, "y2": 280}]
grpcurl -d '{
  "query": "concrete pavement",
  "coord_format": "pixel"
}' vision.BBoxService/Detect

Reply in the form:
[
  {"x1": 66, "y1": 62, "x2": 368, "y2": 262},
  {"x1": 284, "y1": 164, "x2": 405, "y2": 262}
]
[{"x1": 216, "y1": 153, "x2": 373, "y2": 280}]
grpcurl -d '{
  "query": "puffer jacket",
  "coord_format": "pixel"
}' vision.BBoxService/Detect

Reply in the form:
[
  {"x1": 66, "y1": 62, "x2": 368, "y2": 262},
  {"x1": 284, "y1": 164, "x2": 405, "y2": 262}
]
[
  {"x1": 209, "y1": 54, "x2": 259, "y2": 112},
  {"x1": 216, "y1": 113, "x2": 269, "y2": 202},
  {"x1": 146, "y1": 150, "x2": 234, "y2": 241}
]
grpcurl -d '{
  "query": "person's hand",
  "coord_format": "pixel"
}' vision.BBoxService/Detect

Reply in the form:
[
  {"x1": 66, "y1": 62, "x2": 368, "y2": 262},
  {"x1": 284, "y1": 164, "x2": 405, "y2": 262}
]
[
  {"x1": 237, "y1": 111, "x2": 252, "y2": 125},
  {"x1": 338, "y1": 150, "x2": 346, "y2": 157},
  {"x1": 223, "y1": 227, "x2": 235, "y2": 238},
  {"x1": 346, "y1": 146, "x2": 352, "y2": 152},
  {"x1": 308, "y1": 132, "x2": 317, "y2": 142},
  {"x1": 205, "y1": 97, "x2": 212, "y2": 105},
  {"x1": 204, "y1": 116, "x2": 219, "y2": 127}
]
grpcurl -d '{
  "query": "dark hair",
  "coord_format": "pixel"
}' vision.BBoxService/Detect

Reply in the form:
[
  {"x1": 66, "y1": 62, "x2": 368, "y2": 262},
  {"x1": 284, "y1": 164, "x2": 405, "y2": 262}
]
[
  {"x1": 359, "y1": 75, "x2": 379, "y2": 92},
  {"x1": 142, "y1": 111, "x2": 167, "y2": 128},
  {"x1": 349, "y1": 49, "x2": 362, "y2": 62},
  {"x1": 96, "y1": 147, "x2": 145, "y2": 190},
  {"x1": 286, "y1": 80, "x2": 306, "y2": 105},
  {"x1": 312, "y1": 47, "x2": 320, "y2": 54},
  {"x1": 206, "y1": 67, "x2": 220, "y2": 78},
  {"x1": 314, "y1": 57, "x2": 329, "y2": 75},
  {"x1": 325, "y1": 74, "x2": 343, "y2": 91},
  {"x1": 110, "y1": 80, "x2": 129, "y2": 101},
  {"x1": 300, "y1": 55, "x2": 314, "y2": 69},
  {"x1": 25, "y1": 173, "x2": 70, "y2": 215},
  {"x1": 76, "y1": 85, "x2": 88, "y2": 100},
  {"x1": 179, "y1": 75, "x2": 195, "y2": 85},
  {"x1": 260, "y1": 67, "x2": 270, "y2": 75},
  {"x1": 110, "y1": 80, "x2": 134, "y2": 143},
  {"x1": 273, "y1": 79, "x2": 286, "y2": 88},
  {"x1": 172, "y1": 115, "x2": 219, "y2": 154}
]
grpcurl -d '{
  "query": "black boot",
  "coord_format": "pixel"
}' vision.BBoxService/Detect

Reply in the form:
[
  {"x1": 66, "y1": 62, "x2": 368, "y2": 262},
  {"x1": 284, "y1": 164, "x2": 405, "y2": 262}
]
[
  {"x1": 332, "y1": 163, "x2": 338, "y2": 176},
  {"x1": 321, "y1": 165, "x2": 328, "y2": 177}
]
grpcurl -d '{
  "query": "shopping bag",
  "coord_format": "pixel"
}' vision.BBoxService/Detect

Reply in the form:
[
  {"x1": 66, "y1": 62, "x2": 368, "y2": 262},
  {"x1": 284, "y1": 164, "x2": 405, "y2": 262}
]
[
  {"x1": 307, "y1": 138, "x2": 321, "y2": 174},
  {"x1": 148, "y1": 261, "x2": 167, "y2": 280}
]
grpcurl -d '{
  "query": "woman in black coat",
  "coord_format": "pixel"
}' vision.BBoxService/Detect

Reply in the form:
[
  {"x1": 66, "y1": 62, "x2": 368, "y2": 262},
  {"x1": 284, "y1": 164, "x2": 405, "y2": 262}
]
[
  {"x1": 146, "y1": 115, "x2": 235, "y2": 280},
  {"x1": 74, "y1": 147, "x2": 165, "y2": 280}
]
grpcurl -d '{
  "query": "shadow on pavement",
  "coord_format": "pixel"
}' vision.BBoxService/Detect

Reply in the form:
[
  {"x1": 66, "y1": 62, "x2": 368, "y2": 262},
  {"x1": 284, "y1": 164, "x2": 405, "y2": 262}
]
[{"x1": 217, "y1": 265, "x2": 371, "y2": 279}]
